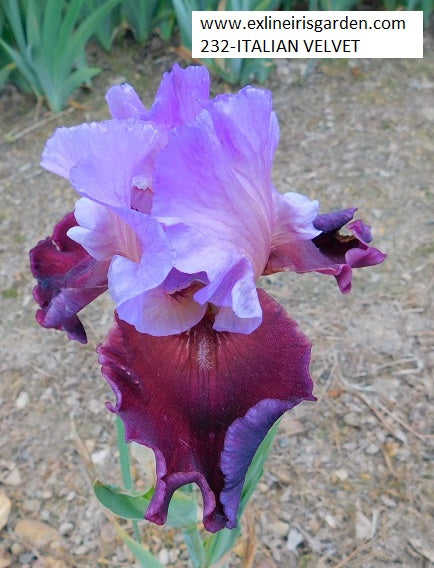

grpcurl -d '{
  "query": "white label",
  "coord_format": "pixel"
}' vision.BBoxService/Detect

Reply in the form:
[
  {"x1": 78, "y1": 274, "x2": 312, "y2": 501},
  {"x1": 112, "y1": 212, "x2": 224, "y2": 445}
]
[{"x1": 192, "y1": 11, "x2": 423, "y2": 59}]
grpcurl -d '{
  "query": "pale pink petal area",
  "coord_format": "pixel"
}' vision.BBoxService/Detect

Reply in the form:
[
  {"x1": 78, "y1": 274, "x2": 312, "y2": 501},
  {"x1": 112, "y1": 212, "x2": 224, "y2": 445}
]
[
  {"x1": 271, "y1": 189, "x2": 320, "y2": 246},
  {"x1": 107, "y1": 208, "x2": 175, "y2": 308},
  {"x1": 67, "y1": 198, "x2": 142, "y2": 262},
  {"x1": 115, "y1": 271, "x2": 208, "y2": 336}
]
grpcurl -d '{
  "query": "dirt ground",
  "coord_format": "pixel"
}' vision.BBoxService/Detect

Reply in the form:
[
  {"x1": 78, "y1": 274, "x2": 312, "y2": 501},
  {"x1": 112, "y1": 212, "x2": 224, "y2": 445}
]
[{"x1": 0, "y1": 32, "x2": 433, "y2": 568}]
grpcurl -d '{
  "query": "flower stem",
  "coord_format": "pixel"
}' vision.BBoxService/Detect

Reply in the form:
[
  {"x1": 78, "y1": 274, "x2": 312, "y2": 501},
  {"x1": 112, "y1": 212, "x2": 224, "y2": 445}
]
[
  {"x1": 183, "y1": 525, "x2": 206, "y2": 568},
  {"x1": 178, "y1": 484, "x2": 206, "y2": 567},
  {"x1": 115, "y1": 416, "x2": 141, "y2": 543}
]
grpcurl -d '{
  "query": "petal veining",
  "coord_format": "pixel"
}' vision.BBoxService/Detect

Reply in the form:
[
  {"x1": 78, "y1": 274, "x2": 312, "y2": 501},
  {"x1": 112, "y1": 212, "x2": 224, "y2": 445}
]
[
  {"x1": 106, "y1": 83, "x2": 147, "y2": 120},
  {"x1": 145, "y1": 63, "x2": 210, "y2": 128},
  {"x1": 42, "y1": 119, "x2": 158, "y2": 208},
  {"x1": 154, "y1": 87, "x2": 279, "y2": 331},
  {"x1": 98, "y1": 289, "x2": 314, "y2": 531}
]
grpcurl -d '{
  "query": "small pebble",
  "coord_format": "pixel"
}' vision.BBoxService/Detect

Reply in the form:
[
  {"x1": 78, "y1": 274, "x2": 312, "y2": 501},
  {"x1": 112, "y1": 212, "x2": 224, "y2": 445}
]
[
  {"x1": 65, "y1": 491, "x2": 76, "y2": 502},
  {"x1": 344, "y1": 412, "x2": 361, "y2": 427},
  {"x1": 15, "y1": 391, "x2": 29, "y2": 410},
  {"x1": 19, "y1": 553, "x2": 35, "y2": 564},
  {"x1": 10, "y1": 542, "x2": 23, "y2": 555},
  {"x1": 325, "y1": 514, "x2": 339, "y2": 529},
  {"x1": 4, "y1": 468, "x2": 21, "y2": 487},
  {"x1": 91, "y1": 448, "x2": 110, "y2": 467},
  {"x1": 72, "y1": 544, "x2": 88, "y2": 556},
  {"x1": 287, "y1": 528, "x2": 303, "y2": 552},
  {"x1": 59, "y1": 522, "x2": 74, "y2": 536},
  {"x1": 366, "y1": 443, "x2": 380, "y2": 455},
  {"x1": 334, "y1": 469, "x2": 348, "y2": 481},
  {"x1": 158, "y1": 549, "x2": 169, "y2": 565},
  {"x1": 271, "y1": 520, "x2": 289, "y2": 537}
]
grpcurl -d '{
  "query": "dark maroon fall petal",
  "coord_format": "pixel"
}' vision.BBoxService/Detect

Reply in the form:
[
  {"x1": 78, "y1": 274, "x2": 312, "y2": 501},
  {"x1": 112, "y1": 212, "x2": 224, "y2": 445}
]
[
  {"x1": 98, "y1": 289, "x2": 314, "y2": 532},
  {"x1": 30, "y1": 212, "x2": 109, "y2": 343},
  {"x1": 265, "y1": 208, "x2": 386, "y2": 293}
]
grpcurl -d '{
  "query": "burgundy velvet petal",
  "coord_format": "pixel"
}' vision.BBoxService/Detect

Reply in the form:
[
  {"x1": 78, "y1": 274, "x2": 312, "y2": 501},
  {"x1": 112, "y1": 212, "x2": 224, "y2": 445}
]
[
  {"x1": 265, "y1": 208, "x2": 386, "y2": 293},
  {"x1": 98, "y1": 289, "x2": 314, "y2": 532},
  {"x1": 30, "y1": 212, "x2": 109, "y2": 343}
]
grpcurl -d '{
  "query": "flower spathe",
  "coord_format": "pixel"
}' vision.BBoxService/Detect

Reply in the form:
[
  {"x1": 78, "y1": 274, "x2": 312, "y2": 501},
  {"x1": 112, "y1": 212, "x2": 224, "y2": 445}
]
[{"x1": 30, "y1": 64, "x2": 386, "y2": 531}]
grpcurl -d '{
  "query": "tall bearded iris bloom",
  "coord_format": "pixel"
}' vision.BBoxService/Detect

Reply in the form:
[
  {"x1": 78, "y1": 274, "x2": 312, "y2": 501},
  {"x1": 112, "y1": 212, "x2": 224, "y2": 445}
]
[{"x1": 30, "y1": 64, "x2": 386, "y2": 532}]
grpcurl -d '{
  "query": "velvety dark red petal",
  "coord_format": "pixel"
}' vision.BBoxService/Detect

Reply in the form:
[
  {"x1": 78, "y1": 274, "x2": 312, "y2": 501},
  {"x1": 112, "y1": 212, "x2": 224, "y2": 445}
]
[
  {"x1": 98, "y1": 289, "x2": 314, "y2": 532},
  {"x1": 265, "y1": 208, "x2": 386, "y2": 293},
  {"x1": 30, "y1": 212, "x2": 109, "y2": 343}
]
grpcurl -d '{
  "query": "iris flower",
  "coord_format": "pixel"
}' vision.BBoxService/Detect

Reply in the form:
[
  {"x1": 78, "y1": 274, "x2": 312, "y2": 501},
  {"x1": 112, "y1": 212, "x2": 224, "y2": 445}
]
[{"x1": 30, "y1": 64, "x2": 386, "y2": 532}]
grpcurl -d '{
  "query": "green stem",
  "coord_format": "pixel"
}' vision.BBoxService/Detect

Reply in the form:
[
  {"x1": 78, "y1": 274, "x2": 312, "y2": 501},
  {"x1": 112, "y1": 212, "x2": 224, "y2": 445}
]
[
  {"x1": 183, "y1": 525, "x2": 206, "y2": 568},
  {"x1": 179, "y1": 484, "x2": 206, "y2": 568},
  {"x1": 115, "y1": 416, "x2": 141, "y2": 543}
]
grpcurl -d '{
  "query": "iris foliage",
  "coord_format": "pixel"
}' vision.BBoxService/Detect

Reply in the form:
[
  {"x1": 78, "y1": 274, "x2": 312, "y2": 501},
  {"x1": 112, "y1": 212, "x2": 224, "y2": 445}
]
[{"x1": 0, "y1": 0, "x2": 431, "y2": 110}]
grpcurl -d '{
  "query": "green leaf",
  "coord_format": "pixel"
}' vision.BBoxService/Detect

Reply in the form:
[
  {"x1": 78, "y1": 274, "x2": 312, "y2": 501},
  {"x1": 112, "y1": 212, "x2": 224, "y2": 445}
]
[
  {"x1": 122, "y1": 0, "x2": 160, "y2": 43},
  {"x1": 93, "y1": 481, "x2": 198, "y2": 529},
  {"x1": 153, "y1": 0, "x2": 175, "y2": 41},
  {"x1": 25, "y1": 0, "x2": 41, "y2": 52},
  {"x1": 171, "y1": 0, "x2": 198, "y2": 49},
  {"x1": 0, "y1": 38, "x2": 41, "y2": 96},
  {"x1": 114, "y1": 523, "x2": 164, "y2": 568},
  {"x1": 41, "y1": 0, "x2": 64, "y2": 71},
  {"x1": 0, "y1": 61, "x2": 15, "y2": 89},
  {"x1": 2, "y1": 0, "x2": 26, "y2": 55}
]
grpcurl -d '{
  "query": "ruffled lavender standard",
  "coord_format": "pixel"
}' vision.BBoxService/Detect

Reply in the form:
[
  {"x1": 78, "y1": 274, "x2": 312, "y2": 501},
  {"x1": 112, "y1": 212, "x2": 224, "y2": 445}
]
[{"x1": 30, "y1": 64, "x2": 386, "y2": 532}]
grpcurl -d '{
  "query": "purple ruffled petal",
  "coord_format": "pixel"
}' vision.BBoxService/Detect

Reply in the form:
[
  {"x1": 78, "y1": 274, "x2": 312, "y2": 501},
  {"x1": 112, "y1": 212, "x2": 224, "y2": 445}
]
[
  {"x1": 106, "y1": 83, "x2": 147, "y2": 120},
  {"x1": 154, "y1": 87, "x2": 280, "y2": 332},
  {"x1": 98, "y1": 289, "x2": 314, "y2": 532},
  {"x1": 313, "y1": 207, "x2": 357, "y2": 233},
  {"x1": 42, "y1": 120, "x2": 158, "y2": 208},
  {"x1": 270, "y1": 189, "x2": 320, "y2": 248},
  {"x1": 115, "y1": 270, "x2": 208, "y2": 336},
  {"x1": 106, "y1": 65, "x2": 210, "y2": 129},
  {"x1": 67, "y1": 198, "x2": 143, "y2": 262},
  {"x1": 30, "y1": 213, "x2": 109, "y2": 343},
  {"x1": 145, "y1": 63, "x2": 210, "y2": 128},
  {"x1": 265, "y1": 208, "x2": 386, "y2": 293}
]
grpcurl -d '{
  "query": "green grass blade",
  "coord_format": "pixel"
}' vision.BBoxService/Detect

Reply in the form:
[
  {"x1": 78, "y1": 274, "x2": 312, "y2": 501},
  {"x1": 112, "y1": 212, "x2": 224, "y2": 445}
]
[
  {"x1": 153, "y1": 0, "x2": 175, "y2": 41},
  {"x1": 172, "y1": 0, "x2": 196, "y2": 48},
  {"x1": 0, "y1": 38, "x2": 40, "y2": 95},
  {"x1": 61, "y1": 0, "x2": 120, "y2": 72},
  {"x1": 114, "y1": 523, "x2": 164, "y2": 568},
  {"x1": 54, "y1": 65, "x2": 100, "y2": 106},
  {"x1": 422, "y1": 0, "x2": 432, "y2": 25},
  {"x1": 0, "y1": 61, "x2": 15, "y2": 89},
  {"x1": 42, "y1": 0, "x2": 64, "y2": 68},
  {"x1": 58, "y1": 0, "x2": 84, "y2": 42},
  {"x1": 2, "y1": 0, "x2": 26, "y2": 55},
  {"x1": 122, "y1": 0, "x2": 159, "y2": 43},
  {"x1": 25, "y1": 0, "x2": 42, "y2": 51}
]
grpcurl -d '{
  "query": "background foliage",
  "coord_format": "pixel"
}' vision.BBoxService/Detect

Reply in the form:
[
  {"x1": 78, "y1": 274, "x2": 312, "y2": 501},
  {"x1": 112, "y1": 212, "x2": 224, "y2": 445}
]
[{"x1": 0, "y1": 0, "x2": 431, "y2": 110}]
